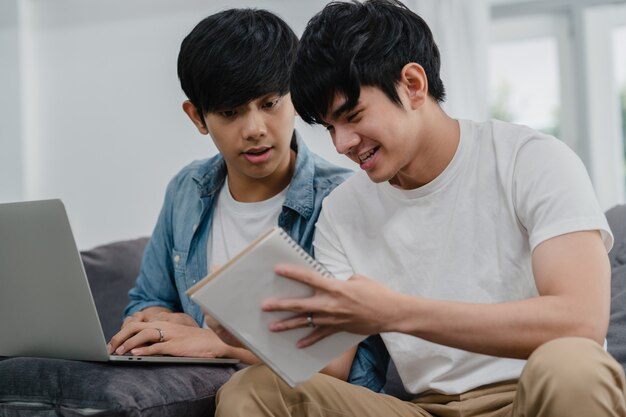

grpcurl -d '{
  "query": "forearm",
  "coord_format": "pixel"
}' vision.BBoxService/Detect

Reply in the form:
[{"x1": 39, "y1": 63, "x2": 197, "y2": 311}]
[
  {"x1": 225, "y1": 346, "x2": 261, "y2": 365},
  {"x1": 320, "y1": 346, "x2": 357, "y2": 381},
  {"x1": 125, "y1": 276, "x2": 182, "y2": 317},
  {"x1": 125, "y1": 191, "x2": 183, "y2": 317},
  {"x1": 392, "y1": 293, "x2": 609, "y2": 359},
  {"x1": 139, "y1": 306, "x2": 174, "y2": 319}
]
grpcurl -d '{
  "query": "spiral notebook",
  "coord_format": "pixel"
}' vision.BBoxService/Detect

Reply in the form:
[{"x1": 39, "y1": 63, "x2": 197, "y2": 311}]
[{"x1": 186, "y1": 227, "x2": 366, "y2": 387}]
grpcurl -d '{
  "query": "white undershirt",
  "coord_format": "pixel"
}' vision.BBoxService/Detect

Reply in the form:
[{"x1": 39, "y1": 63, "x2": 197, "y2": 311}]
[{"x1": 207, "y1": 176, "x2": 288, "y2": 271}]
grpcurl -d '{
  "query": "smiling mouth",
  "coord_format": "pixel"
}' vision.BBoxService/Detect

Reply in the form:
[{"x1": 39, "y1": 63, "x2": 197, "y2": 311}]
[{"x1": 358, "y1": 146, "x2": 380, "y2": 163}]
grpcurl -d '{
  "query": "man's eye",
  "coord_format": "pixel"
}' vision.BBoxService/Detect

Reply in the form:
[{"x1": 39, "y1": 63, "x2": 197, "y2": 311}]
[
  {"x1": 263, "y1": 98, "x2": 281, "y2": 109},
  {"x1": 347, "y1": 110, "x2": 362, "y2": 123},
  {"x1": 220, "y1": 110, "x2": 237, "y2": 118},
  {"x1": 325, "y1": 125, "x2": 335, "y2": 132}
]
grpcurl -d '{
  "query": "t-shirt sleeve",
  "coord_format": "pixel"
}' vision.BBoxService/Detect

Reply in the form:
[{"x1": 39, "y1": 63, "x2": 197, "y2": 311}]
[
  {"x1": 513, "y1": 136, "x2": 613, "y2": 252},
  {"x1": 313, "y1": 201, "x2": 355, "y2": 281}
]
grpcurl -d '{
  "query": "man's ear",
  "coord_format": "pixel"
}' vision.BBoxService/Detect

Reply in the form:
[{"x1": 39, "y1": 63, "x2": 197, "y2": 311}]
[
  {"x1": 182, "y1": 100, "x2": 209, "y2": 135},
  {"x1": 399, "y1": 63, "x2": 428, "y2": 109}
]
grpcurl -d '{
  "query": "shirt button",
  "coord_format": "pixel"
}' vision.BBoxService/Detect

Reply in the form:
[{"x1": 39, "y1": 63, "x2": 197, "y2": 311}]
[
  {"x1": 174, "y1": 255, "x2": 181, "y2": 264},
  {"x1": 192, "y1": 224, "x2": 198, "y2": 232}
]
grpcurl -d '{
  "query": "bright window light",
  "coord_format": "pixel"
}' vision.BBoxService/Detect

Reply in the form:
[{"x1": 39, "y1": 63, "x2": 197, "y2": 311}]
[{"x1": 489, "y1": 37, "x2": 561, "y2": 137}]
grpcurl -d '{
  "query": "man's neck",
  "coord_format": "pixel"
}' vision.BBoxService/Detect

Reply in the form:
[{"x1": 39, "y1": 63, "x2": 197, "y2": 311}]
[
  {"x1": 226, "y1": 149, "x2": 296, "y2": 203},
  {"x1": 391, "y1": 107, "x2": 460, "y2": 190}
]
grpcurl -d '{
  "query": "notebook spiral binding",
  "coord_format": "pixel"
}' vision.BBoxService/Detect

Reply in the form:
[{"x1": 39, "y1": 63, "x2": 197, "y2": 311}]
[{"x1": 277, "y1": 228, "x2": 333, "y2": 278}]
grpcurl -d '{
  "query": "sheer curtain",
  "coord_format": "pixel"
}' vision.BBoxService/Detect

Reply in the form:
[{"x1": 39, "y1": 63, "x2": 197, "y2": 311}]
[{"x1": 408, "y1": 0, "x2": 490, "y2": 122}]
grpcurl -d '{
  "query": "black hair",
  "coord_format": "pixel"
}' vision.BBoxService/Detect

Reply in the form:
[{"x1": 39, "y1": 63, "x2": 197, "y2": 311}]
[
  {"x1": 177, "y1": 9, "x2": 298, "y2": 117},
  {"x1": 291, "y1": 0, "x2": 445, "y2": 125}
]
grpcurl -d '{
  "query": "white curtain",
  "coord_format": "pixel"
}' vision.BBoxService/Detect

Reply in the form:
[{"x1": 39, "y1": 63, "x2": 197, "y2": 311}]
[{"x1": 407, "y1": 0, "x2": 490, "y2": 122}]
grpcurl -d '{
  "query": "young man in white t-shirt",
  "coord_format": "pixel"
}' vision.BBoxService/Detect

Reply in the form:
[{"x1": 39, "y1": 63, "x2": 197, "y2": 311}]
[{"x1": 214, "y1": 1, "x2": 626, "y2": 416}]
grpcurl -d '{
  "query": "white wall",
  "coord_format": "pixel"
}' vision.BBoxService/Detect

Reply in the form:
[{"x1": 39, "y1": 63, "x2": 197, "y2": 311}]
[
  {"x1": 0, "y1": 0, "x2": 22, "y2": 203},
  {"x1": 2, "y1": 0, "x2": 488, "y2": 249}
]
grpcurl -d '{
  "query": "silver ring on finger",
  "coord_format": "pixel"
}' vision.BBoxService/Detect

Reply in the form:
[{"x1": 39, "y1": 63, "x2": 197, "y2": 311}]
[
  {"x1": 155, "y1": 327, "x2": 165, "y2": 342},
  {"x1": 306, "y1": 313, "x2": 316, "y2": 328}
]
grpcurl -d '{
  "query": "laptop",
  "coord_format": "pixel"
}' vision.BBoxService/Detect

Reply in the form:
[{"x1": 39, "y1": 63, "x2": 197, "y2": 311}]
[{"x1": 0, "y1": 199, "x2": 238, "y2": 365}]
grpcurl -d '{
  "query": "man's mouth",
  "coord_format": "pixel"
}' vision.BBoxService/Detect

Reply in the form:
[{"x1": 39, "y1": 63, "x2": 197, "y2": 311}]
[
  {"x1": 242, "y1": 146, "x2": 273, "y2": 164},
  {"x1": 244, "y1": 147, "x2": 271, "y2": 155},
  {"x1": 358, "y1": 146, "x2": 380, "y2": 164}
]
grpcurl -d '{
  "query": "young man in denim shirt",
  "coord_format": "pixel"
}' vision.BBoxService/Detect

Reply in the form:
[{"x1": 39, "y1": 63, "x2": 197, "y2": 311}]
[{"x1": 105, "y1": 9, "x2": 359, "y2": 378}]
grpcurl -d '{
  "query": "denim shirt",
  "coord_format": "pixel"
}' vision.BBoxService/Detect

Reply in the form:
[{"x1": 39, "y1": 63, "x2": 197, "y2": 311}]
[
  {"x1": 124, "y1": 131, "x2": 388, "y2": 391},
  {"x1": 125, "y1": 131, "x2": 351, "y2": 322}
]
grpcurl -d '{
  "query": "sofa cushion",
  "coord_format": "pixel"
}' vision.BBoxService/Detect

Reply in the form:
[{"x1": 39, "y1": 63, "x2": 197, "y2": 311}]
[
  {"x1": 606, "y1": 205, "x2": 626, "y2": 269},
  {"x1": 82, "y1": 237, "x2": 149, "y2": 341},
  {"x1": 0, "y1": 237, "x2": 239, "y2": 417},
  {"x1": 605, "y1": 204, "x2": 626, "y2": 372},
  {"x1": 0, "y1": 357, "x2": 238, "y2": 417}
]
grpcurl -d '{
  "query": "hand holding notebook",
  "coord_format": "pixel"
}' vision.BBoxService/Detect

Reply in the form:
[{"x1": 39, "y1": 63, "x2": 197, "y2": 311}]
[{"x1": 186, "y1": 227, "x2": 366, "y2": 387}]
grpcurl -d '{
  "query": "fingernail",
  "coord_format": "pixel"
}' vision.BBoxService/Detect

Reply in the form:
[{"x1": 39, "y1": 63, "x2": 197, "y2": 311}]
[
  {"x1": 130, "y1": 349, "x2": 140, "y2": 356},
  {"x1": 115, "y1": 345, "x2": 125, "y2": 355}
]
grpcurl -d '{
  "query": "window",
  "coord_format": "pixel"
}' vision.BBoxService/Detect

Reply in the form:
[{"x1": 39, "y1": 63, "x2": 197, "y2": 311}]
[
  {"x1": 490, "y1": 1, "x2": 626, "y2": 209},
  {"x1": 490, "y1": 36, "x2": 561, "y2": 137},
  {"x1": 489, "y1": 14, "x2": 572, "y2": 145}
]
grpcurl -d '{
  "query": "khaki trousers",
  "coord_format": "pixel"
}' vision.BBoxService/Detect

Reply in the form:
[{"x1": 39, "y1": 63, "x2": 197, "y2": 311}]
[{"x1": 215, "y1": 338, "x2": 626, "y2": 417}]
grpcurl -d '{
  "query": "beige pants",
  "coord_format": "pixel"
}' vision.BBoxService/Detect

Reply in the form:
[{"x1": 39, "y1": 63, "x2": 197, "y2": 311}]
[{"x1": 215, "y1": 338, "x2": 626, "y2": 417}]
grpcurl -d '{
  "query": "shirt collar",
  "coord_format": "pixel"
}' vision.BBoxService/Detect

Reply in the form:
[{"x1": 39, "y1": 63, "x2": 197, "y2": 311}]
[
  {"x1": 284, "y1": 130, "x2": 315, "y2": 220},
  {"x1": 191, "y1": 130, "x2": 315, "y2": 220}
]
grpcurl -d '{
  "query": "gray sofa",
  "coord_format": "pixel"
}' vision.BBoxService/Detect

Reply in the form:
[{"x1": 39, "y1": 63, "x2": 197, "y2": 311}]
[{"x1": 1, "y1": 205, "x2": 626, "y2": 416}]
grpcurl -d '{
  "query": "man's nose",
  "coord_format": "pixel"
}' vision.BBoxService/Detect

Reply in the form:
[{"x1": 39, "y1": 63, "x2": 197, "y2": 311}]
[
  {"x1": 242, "y1": 110, "x2": 267, "y2": 140},
  {"x1": 333, "y1": 126, "x2": 360, "y2": 155}
]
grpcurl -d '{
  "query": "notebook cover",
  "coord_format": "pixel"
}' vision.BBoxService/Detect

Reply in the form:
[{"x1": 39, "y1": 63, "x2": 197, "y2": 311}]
[{"x1": 187, "y1": 227, "x2": 365, "y2": 387}]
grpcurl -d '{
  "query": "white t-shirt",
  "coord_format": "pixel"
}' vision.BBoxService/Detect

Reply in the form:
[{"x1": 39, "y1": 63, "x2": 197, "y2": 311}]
[
  {"x1": 314, "y1": 119, "x2": 613, "y2": 395},
  {"x1": 207, "y1": 177, "x2": 288, "y2": 270}
]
